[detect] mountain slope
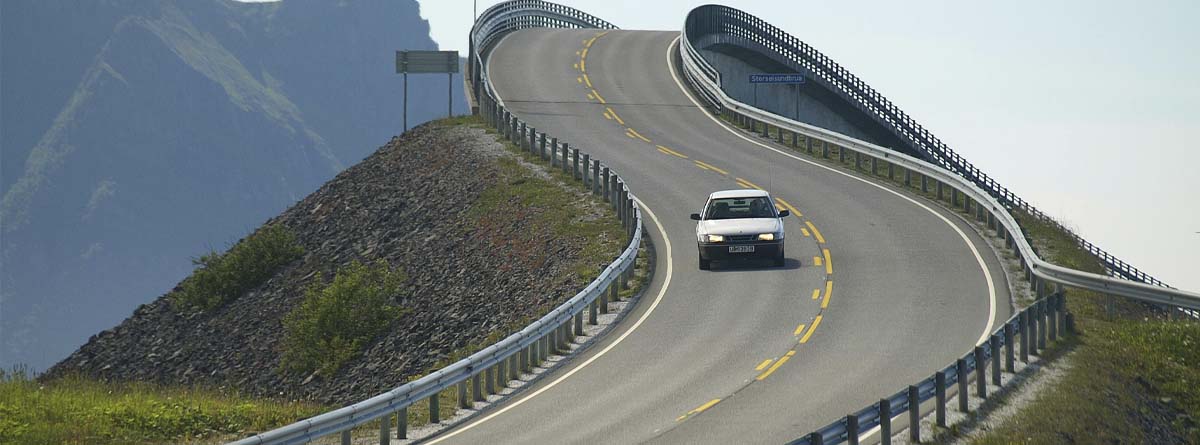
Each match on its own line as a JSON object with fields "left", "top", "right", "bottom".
{"left": 0, "top": 0, "right": 467, "bottom": 371}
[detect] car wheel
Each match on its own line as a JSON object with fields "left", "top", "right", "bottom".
{"left": 773, "top": 250, "right": 785, "bottom": 267}
{"left": 699, "top": 257, "right": 711, "bottom": 270}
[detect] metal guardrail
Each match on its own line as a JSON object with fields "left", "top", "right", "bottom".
{"left": 682, "top": 4, "right": 1176, "bottom": 292}
{"left": 678, "top": 5, "right": 1200, "bottom": 443}
{"left": 230, "top": 3, "right": 632, "bottom": 444}
{"left": 679, "top": 5, "right": 1200, "bottom": 315}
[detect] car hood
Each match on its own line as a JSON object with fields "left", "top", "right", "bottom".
{"left": 697, "top": 218, "right": 782, "bottom": 236}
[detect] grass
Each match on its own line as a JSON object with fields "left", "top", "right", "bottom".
{"left": 280, "top": 260, "right": 408, "bottom": 377}
{"left": 0, "top": 368, "right": 326, "bottom": 445}
{"left": 173, "top": 225, "right": 303, "bottom": 311}
{"left": 969, "top": 212, "right": 1200, "bottom": 444}
{"left": 720, "top": 109, "right": 1200, "bottom": 443}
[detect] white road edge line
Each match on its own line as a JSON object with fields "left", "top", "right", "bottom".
{"left": 427, "top": 196, "right": 674, "bottom": 444}
{"left": 665, "top": 36, "right": 997, "bottom": 443}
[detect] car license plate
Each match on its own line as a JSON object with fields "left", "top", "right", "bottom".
{"left": 728, "top": 245, "right": 755, "bottom": 253}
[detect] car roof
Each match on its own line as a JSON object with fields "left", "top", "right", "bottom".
{"left": 708, "top": 189, "right": 770, "bottom": 200}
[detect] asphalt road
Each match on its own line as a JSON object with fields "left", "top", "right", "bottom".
{"left": 430, "top": 29, "right": 1012, "bottom": 444}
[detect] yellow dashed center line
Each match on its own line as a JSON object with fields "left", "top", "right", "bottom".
{"left": 628, "top": 128, "right": 651, "bottom": 142}
{"left": 793, "top": 323, "right": 807, "bottom": 336}
{"left": 812, "top": 256, "right": 823, "bottom": 266}
{"left": 811, "top": 288, "right": 821, "bottom": 300}
{"left": 821, "top": 280, "right": 833, "bottom": 309}
{"left": 756, "top": 350, "right": 795, "bottom": 381}
{"left": 590, "top": 89, "right": 606, "bottom": 104}
{"left": 806, "top": 221, "right": 826, "bottom": 244}
{"left": 580, "top": 58, "right": 586, "bottom": 72}
{"left": 822, "top": 248, "right": 832, "bottom": 275}
{"left": 800, "top": 316, "right": 822, "bottom": 343}
{"left": 583, "top": 74, "right": 592, "bottom": 88}
{"left": 735, "top": 177, "right": 762, "bottom": 190}
{"left": 581, "top": 47, "right": 589, "bottom": 59}
{"left": 755, "top": 359, "right": 774, "bottom": 371}
{"left": 606, "top": 107, "right": 624, "bottom": 125}
{"left": 801, "top": 228, "right": 811, "bottom": 237}
{"left": 657, "top": 145, "right": 688, "bottom": 159}
{"left": 677, "top": 398, "right": 722, "bottom": 421}
{"left": 775, "top": 197, "right": 802, "bottom": 217}
{"left": 693, "top": 160, "right": 728, "bottom": 175}
{"left": 603, "top": 110, "right": 613, "bottom": 120}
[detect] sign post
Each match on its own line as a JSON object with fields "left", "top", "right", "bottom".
{"left": 749, "top": 73, "right": 806, "bottom": 120}
{"left": 395, "top": 50, "right": 460, "bottom": 132}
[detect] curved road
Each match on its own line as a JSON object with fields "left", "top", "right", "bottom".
{"left": 434, "top": 29, "right": 1011, "bottom": 444}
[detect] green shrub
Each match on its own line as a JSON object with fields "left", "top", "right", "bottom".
{"left": 281, "top": 260, "right": 407, "bottom": 377}
{"left": 174, "top": 225, "right": 303, "bottom": 311}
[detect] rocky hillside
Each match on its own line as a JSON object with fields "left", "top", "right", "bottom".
{"left": 44, "top": 120, "right": 625, "bottom": 405}
{"left": 0, "top": 0, "right": 467, "bottom": 371}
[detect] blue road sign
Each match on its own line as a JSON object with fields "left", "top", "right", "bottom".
{"left": 749, "top": 73, "right": 805, "bottom": 84}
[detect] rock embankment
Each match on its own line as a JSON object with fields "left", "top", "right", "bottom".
{"left": 45, "top": 120, "right": 621, "bottom": 405}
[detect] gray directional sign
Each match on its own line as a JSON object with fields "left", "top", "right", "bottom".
{"left": 396, "top": 50, "right": 460, "bottom": 74}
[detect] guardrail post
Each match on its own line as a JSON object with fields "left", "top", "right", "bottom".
{"left": 809, "top": 432, "right": 823, "bottom": 445}
{"left": 429, "top": 393, "right": 440, "bottom": 424}
{"left": 599, "top": 281, "right": 610, "bottom": 314}
{"left": 908, "top": 385, "right": 920, "bottom": 442}
{"left": 761, "top": 122, "right": 769, "bottom": 138}
{"left": 920, "top": 174, "right": 928, "bottom": 194}
{"left": 991, "top": 333, "right": 1002, "bottom": 385}
{"left": 1020, "top": 310, "right": 1030, "bottom": 362}
{"left": 592, "top": 160, "right": 601, "bottom": 195}
{"left": 610, "top": 277, "right": 621, "bottom": 302}
{"left": 935, "top": 371, "right": 946, "bottom": 427}
{"left": 1004, "top": 323, "right": 1015, "bottom": 372}
{"left": 806, "top": 135, "right": 814, "bottom": 154}
{"left": 510, "top": 350, "right": 521, "bottom": 380}
{"left": 838, "top": 145, "right": 846, "bottom": 163}
{"left": 847, "top": 413, "right": 860, "bottom": 445}
{"left": 518, "top": 122, "right": 525, "bottom": 147}
{"left": 987, "top": 211, "right": 996, "bottom": 230}
{"left": 496, "top": 360, "right": 507, "bottom": 389}
{"left": 549, "top": 327, "right": 559, "bottom": 355}
{"left": 562, "top": 322, "right": 573, "bottom": 347}
{"left": 397, "top": 406, "right": 408, "bottom": 439}
{"left": 539, "top": 133, "right": 547, "bottom": 159}
{"left": 956, "top": 359, "right": 968, "bottom": 412}
{"left": 1029, "top": 306, "right": 1040, "bottom": 357}
{"left": 887, "top": 161, "right": 894, "bottom": 181}
{"left": 562, "top": 144, "right": 570, "bottom": 174}
{"left": 530, "top": 341, "right": 540, "bottom": 368}
{"left": 951, "top": 188, "right": 959, "bottom": 208}
{"left": 551, "top": 138, "right": 559, "bottom": 166}
{"left": 822, "top": 141, "right": 830, "bottom": 158}
{"left": 573, "top": 149, "right": 581, "bottom": 180}
{"left": 903, "top": 168, "right": 911, "bottom": 187}
{"left": 1037, "top": 300, "right": 1048, "bottom": 351}
{"left": 936, "top": 181, "right": 944, "bottom": 202}
{"left": 541, "top": 333, "right": 551, "bottom": 361}
{"left": 777, "top": 128, "right": 784, "bottom": 144}
{"left": 575, "top": 311, "right": 584, "bottom": 336}
{"left": 589, "top": 298, "right": 599, "bottom": 324}
{"left": 458, "top": 380, "right": 469, "bottom": 409}
{"left": 530, "top": 127, "right": 537, "bottom": 153}
{"left": 1049, "top": 294, "right": 1059, "bottom": 341}
{"left": 879, "top": 398, "right": 891, "bottom": 445}
{"left": 519, "top": 347, "right": 530, "bottom": 373}
{"left": 485, "top": 365, "right": 495, "bottom": 394}
{"left": 791, "top": 132, "right": 799, "bottom": 149}
{"left": 473, "top": 371, "right": 484, "bottom": 402}
{"left": 854, "top": 151, "right": 861, "bottom": 171}
{"left": 602, "top": 167, "right": 611, "bottom": 202}
{"left": 502, "top": 111, "right": 510, "bottom": 138}
{"left": 974, "top": 346, "right": 987, "bottom": 398}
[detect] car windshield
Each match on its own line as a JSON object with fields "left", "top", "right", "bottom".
{"left": 704, "top": 197, "right": 776, "bottom": 220}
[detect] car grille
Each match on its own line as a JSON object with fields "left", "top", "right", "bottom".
{"left": 726, "top": 234, "right": 757, "bottom": 243}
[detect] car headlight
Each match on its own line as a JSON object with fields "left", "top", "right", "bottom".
{"left": 706, "top": 234, "right": 725, "bottom": 243}
{"left": 758, "top": 233, "right": 776, "bottom": 241}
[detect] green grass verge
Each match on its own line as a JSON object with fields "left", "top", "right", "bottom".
{"left": 970, "top": 212, "right": 1200, "bottom": 444}
{"left": 0, "top": 368, "right": 326, "bottom": 445}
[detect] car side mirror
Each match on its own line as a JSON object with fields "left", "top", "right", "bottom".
{"left": 690, "top": 213, "right": 702, "bottom": 221}
{"left": 778, "top": 209, "right": 790, "bottom": 218}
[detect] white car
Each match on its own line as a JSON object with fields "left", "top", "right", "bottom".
{"left": 690, "top": 189, "right": 788, "bottom": 270}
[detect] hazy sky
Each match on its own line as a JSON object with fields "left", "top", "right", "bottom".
{"left": 416, "top": 0, "right": 1199, "bottom": 292}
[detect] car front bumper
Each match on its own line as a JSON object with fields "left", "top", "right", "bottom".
{"left": 698, "top": 240, "right": 784, "bottom": 261}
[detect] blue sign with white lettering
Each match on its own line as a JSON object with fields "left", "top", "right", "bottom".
{"left": 749, "top": 74, "right": 805, "bottom": 84}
